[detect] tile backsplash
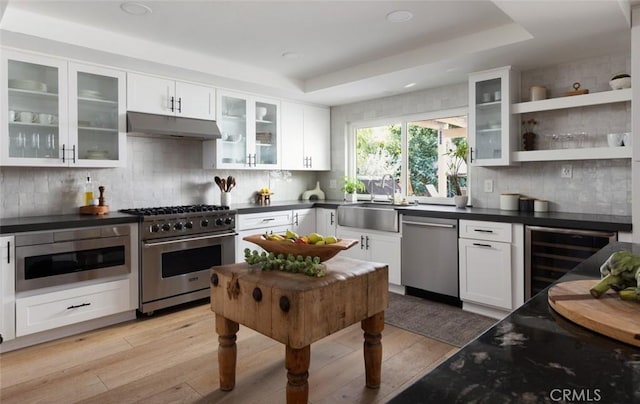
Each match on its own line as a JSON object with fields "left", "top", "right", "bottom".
{"left": 0, "top": 137, "right": 317, "bottom": 218}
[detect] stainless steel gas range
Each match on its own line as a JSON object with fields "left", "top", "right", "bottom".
{"left": 120, "top": 205, "right": 236, "bottom": 315}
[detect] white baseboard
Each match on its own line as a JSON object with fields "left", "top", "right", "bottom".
{"left": 462, "top": 301, "right": 508, "bottom": 320}
{"left": 388, "top": 283, "right": 405, "bottom": 295}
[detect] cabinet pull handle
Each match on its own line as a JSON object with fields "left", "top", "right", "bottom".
{"left": 72, "top": 145, "right": 76, "bottom": 164}
{"left": 62, "top": 144, "right": 66, "bottom": 163}
{"left": 7, "top": 241, "right": 10, "bottom": 264}
{"left": 365, "top": 236, "right": 370, "bottom": 250}
{"left": 308, "top": 156, "right": 312, "bottom": 168}
{"left": 294, "top": 213, "right": 299, "bottom": 226}
{"left": 261, "top": 218, "right": 275, "bottom": 222}
{"left": 473, "top": 243, "right": 492, "bottom": 248}
{"left": 474, "top": 229, "right": 494, "bottom": 233}
{"left": 360, "top": 235, "right": 365, "bottom": 249}
{"left": 469, "top": 147, "right": 474, "bottom": 163}
{"left": 177, "top": 97, "right": 182, "bottom": 113}
{"left": 67, "top": 302, "right": 91, "bottom": 310}
{"left": 330, "top": 212, "right": 334, "bottom": 225}
{"left": 170, "top": 96, "right": 175, "bottom": 112}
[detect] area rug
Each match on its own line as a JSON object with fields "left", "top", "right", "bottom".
{"left": 384, "top": 293, "right": 497, "bottom": 347}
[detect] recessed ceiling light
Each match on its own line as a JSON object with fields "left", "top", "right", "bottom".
{"left": 120, "top": 2, "right": 152, "bottom": 16}
{"left": 404, "top": 82, "right": 417, "bottom": 88}
{"left": 282, "top": 51, "right": 303, "bottom": 60}
{"left": 386, "top": 10, "right": 413, "bottom": 23}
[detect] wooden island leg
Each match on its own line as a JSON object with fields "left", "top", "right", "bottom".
{"left": 216, "top": 314, "right": 239, "bottom": 391}
{"left": 285, "top": 345, "right": 311, "bottom": 404}
{"left": 361, "top": 311, "right": 384, "bottom": 388}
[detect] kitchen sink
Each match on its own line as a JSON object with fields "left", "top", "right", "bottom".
{"left": 337, "top": 204, "right": 399, "bottom": 232}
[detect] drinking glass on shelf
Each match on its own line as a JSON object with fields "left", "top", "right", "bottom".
{"left": 11, "top": 132, "right": 25, "bottom": 157}
{"left": 27, "top": 132, "right": 40, "bottom": 158}
{"left": 44, "top": 133, "right": 56, "bottom": 158}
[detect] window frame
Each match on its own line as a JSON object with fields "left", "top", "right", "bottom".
{"left": 347, "top": 106, "right": 468, "bottom": 205}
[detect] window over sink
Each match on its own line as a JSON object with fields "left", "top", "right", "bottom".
{"left": 349, "top": 107, "right": 468, "bottom": 204}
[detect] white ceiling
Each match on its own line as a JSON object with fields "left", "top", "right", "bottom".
{"left": 0, "top": 0, "right": 632, "bottom": 106}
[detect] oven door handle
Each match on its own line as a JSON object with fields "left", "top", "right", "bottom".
{"left": 143, "top": 232, "right": 237, "bottom": 247}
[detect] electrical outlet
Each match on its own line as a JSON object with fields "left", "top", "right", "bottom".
{"left": 329, "top": 179, "right": 337, "bottom": 189}
{"left": 484, "top": 179, "right": 493, "bottom": 193}
{"left": 561, "top": 165, "right": 572, "bottom": 178}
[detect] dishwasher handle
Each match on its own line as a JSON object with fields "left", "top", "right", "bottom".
{"left": 403, "top": 220, "right": 456, "bottom": 229}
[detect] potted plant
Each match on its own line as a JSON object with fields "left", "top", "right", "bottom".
{"left": 342, "top": 176, "right": 365, "bottom": 203}
{"left": 444, "top": 139, "right": 469, "bottom": 208}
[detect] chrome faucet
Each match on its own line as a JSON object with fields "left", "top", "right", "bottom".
{"left": 380, "top": 174, "right": 396, "bottom": 201}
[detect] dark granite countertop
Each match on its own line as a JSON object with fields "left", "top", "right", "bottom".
{"left": 391, "top": 241, "right": 640, "bottom": 403}
{"left": 234, "top": 200, "right": 631, "bottom": 232}
{"left": 0, "top": 212, "right": 140, "bottom": 234}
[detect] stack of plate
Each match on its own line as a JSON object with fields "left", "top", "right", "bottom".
{"left": 78, "top": 89, "right": 103, "bottom": 99}
{"left": 9, "top": 79, "right": 47, "bottom": 92}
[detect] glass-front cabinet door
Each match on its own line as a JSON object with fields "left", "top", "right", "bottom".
{"left": 210, "top": 90, "right": 280, "bottom": 169}
{"left": 253, "top": 97, "right": 279, "bottom": 168}
{"left": 69, "top": 63, "right": 126, "bottom": 167}
{"left": 468, "top": 66, "right": 518, "bottom": 166}
{"left": 1, "top": 51, "right": 68, "bottom": 166}
{"left": 217, "top": 92, "right": 250, "bottom": 168}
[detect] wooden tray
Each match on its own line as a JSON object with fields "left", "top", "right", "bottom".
{"left": 79, "top": 205, "right": 110, "bottom": 215}
{"left": 548, "top": 279, "right": 640, "bottom": 347}
{"left": 242, "top": 234, "right": 358, "bottom": 262}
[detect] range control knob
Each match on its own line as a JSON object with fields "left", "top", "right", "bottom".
{"left": 150, "top": 224, "right": 160, "bottom": 233}
{"left": 215, "top": 218, "right": 224, "bottom": 226}
{"left": 174, "top": 222, "right": 184, "bottom": 230}
{"left": 161, "top": 223, "right": 171, "bottom": 232}
{"left": 185, "top": 221, "right": 193, "bottom": 229}
{"left": 201, "top": 219, "right": 209, "bottom": 227}
{"left": 225, "top": 217, "right": 233, "bottom": 225}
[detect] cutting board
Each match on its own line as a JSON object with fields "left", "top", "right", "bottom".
{"left": 548, "top": 280, "right": 640, "bottom": 347}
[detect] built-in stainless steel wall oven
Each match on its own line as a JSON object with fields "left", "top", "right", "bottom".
{"left": 15, "top": 225, "right": 131, "bottom": 292}
{"left": 120, "top": 205, "right": 235, "bottom": 315}
{"left": 525, "top": 226, "right": 616, "bottom": 299}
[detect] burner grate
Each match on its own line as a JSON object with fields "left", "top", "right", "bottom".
{"left": 120, "top": 204, "right": 229, "bottom": 216}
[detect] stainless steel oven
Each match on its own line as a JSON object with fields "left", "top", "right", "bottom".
{"left": 15, "top": 225, "right": 131, "bottom": 292}
{"left": 121, "top": 205, "right": 236, "bottom": 315}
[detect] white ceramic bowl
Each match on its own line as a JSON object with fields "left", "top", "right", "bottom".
{"left": 609, "top": 77, "right": 631, "bottom": 90}
{"left": 256, "top": 107, "right": 267, "bottom": 120}
{"left": 607, "top": 133, "right": 623, "bottom": 147}
{"left": 622, "top": 132, "right": 631, "bottom": 147}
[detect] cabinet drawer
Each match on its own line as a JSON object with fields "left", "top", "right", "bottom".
{"left": 237, "top": 211, "right": 292, "bottom": 231}
{"left": 459, "top": 220, "right": 512, "bottom": 243}
{"left": 16, "top": 279, "right": 131, "bottom": 336}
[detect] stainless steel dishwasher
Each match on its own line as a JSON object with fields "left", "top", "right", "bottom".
{"left": 401, "top": 215, "right": 459, "bottom": 303}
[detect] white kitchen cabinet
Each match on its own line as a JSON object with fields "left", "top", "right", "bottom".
{"left": 468, "top": 66, "right": 519, "bottom": 166}
{"left": 126, "top": 72, "right": 215, "bottom": 119}
{"left": 316, "top": 208, "right": 337, "bottom": 237}
{"left": 281, "top": 102, "right": 331, "bottom": 170}
{"left": 203, "top": 90, "right": 280, "bottom": 169}
{"left": 1, "top": 50, "right": 126, "bottom": 167}
{"left": 15, "top": 278, "right": 131, "bottom": 337}
{"left": 235, "top": 210, "right": 293, "bottom": 262}
{"left": 336, "top": 226, "right": 402, "bottom": 287}
{"left": 292, "top": 208, "right": 316, "bottom": 237}
{"left": 1, "top": 236, "right": 16, "bottom": 343}
{"left": 458, "top": 220, "right": 524, "bottom": 319}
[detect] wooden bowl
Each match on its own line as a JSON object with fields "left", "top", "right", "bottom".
{"left": 242, "top": 234, "right": 358, "bottom": 262}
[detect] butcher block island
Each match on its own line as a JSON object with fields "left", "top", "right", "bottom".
{"left": 210, "top": 256, "right": 388, "bottom": 404}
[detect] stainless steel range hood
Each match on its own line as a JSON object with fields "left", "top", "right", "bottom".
{"left": 127, "top": 111, "right": 221, "bottom": 140}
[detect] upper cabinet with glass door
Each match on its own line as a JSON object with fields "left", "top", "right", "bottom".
{"left": 2, "top": 51, "right": 68, "bottom": 166}
{"left": 70, "top": 63, "right": 126, "bottom": 167}
{"left": 468, "top": 66, "right": 520, "bottom": 166}
{"left": 1, "top": 50, "right": 126, "bottom": 167}
{"left": 204, "top": 90, "right": 280, "bottom": 169}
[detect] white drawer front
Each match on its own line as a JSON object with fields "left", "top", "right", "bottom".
{"left": 237, "top": 211, "right": 292, "bottom": 231}
{"left": 459, "top": 220, "right": 512, "bottom": 243}
{"left": 16, "top": 279, "right": 131, "bottom": 336}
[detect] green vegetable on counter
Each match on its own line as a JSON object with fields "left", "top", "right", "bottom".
{"left": 590, "top": 251, "right": 640, "bottom": 301}
{"left": 243, "top": 248, "right": 326, "bottom": 277}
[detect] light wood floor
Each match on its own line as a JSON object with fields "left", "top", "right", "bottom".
{"left": 0, "top": 301, "right": 457, "bottom": 404}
